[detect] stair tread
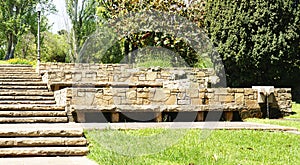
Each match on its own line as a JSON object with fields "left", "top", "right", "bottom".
{"left": 0, "top": 105, "right": 65, "bottom": 111}
{"left": 0, "top": 79, "right": 41, "bottom": 82}
{"left": 0, "top": 111, "right": 66, "bottom": 117}
{"left": 0, "top": 146, "right": 88, "bottom": 156}
{"left": 0, "top": 117, "right": 68, "bottom": 123}
{"left": 0, "top": 96, "right": 54, "bottom": 99}
{"left": 0, "top": 123, "right": 83, "bottom": 137}
{"left": 0, "top": 82, "right": 47, "bottom": 86}
{"left": 0, "top": 86, "right": 47, "bottom": 89}
{"left": 0, "top": 137, "right": 87, "bottom": 147}
{"left": 0, "top": 92, "right": 54, "bottom": 96}
{"left": 0, "top": 101, "right": 56, "bottom": 104}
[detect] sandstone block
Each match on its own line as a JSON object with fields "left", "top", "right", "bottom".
{"left": 191, "top": 98, "right": 201, "bottom": 105}
{"left": 245, "top": 100, "right": 260, "bottom": 109}
{"left": 146, "top": 72, "right": 157, "bottom": 81}
{"left": 218, "top": 95, "right": 234, "bottom": 103}
{"left": 165, "top": 95, "right": 177, "bottom": 105}
{"left": 126, "top": 91, "right": 137, "bottom": 100}
{"left": 235, "top": 93, "right": 244, "bottom": 105}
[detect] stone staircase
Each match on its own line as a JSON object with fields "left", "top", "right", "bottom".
{"left": 0, "top": 65, "right": 88, "bottom": 156}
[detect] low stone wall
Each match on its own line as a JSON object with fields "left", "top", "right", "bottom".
{"left": 54, "top": 87, "right": 292, "bottom": 122}
{"left": 40, "top": 63, "right": 217, "bottom": 89}
{"left": 43, "top": 63, "right": 292, "bottom": 122}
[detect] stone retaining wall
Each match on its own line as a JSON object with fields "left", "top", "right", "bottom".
{"left": 40, "top": 63, "right": 217, "bottom": 89}
{"left": 54, "top": 87, "right": 292, "bottom": 122}
{"left": 41, "top": 63, "right": 292, "bottom": 122}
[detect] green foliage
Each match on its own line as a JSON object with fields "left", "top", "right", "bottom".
{"left": 0, "top": 0, "right": 55, "bottom": 60}
{"left": 93, "top": 0, "right": 210, "bottom": 67}
{"left": 41, "top": 32, "right": 69, "bottom": 62}
{"left": 205, "top": 0, "right": 300, "bottom": 87}
{"left": 86, "top": 129, "right": 300, "bottom": 164}
{"left": 65, "top": 0, "right": 98, "bottom": 62}
{"left": 7, "top": 58, "right": 35, "bottom": 66}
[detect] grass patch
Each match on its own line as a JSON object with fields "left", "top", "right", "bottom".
{"left": 246, "top": 102, "right": 300, "bottom": 130}
{"left": 86, "top": 129, "right": 300, "bottom": 165}
{"left": 287, "top": 102, "right": 300, "bottom": 119}
{"left": 0, "top": 60, "right": 9, "bottom": 64}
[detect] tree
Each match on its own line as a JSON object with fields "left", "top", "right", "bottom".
{"left": 94, "top": 0, "right": 208, "bottom": 67}
{"left": 205, "top": 0, "right": 300, "bottom": 87}
{"left": 0, "top": 0, "right": 55, "bottom": 60}
{"left": 65, "top": 0, "right": 98, "bottom": 62}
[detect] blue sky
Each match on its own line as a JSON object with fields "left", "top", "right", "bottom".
{"left": 48, "top": 0, "right": 70, "bottom": 33}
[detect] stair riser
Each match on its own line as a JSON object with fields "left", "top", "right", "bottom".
{"left": 0, "top": 138, "right": 87, "bottom": 147}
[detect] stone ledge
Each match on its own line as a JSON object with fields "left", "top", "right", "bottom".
{"left": 72, "top": 104, "right": 245, "bottom": 112}
{"left": 0, "top": 123, "right": 84, "bottom": 137}
{"left": 0, "top": 137, "right": 87, "bottom": 147}
{"left": 0, "top": 147, "right": 88, "bottom": 156}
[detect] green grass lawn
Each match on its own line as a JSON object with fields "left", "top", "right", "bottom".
{"left": 246, "top": 102, "right": 300, "bottom": 130}
{"left": 0, "top": 60, "right": 9, "bottom": 64}
{"left": 85, "top": 129, "right": 300, "bottom": 165}
{"left": 86, "top": 103, "right": 300, "bottom": 165}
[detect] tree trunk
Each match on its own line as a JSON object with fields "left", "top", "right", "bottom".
{"left": 5, "top": 32, "right": 16, "bottom": 60}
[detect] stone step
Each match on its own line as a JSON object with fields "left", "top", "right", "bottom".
{"left": 0, "top": 68, "right": 34, "bottom": 71}
{"left": 0, "top": 137, "right": 87, "bottom": 147}
{"left": 0, "top": 147, "right": 88, "bottom": 156}
{"left": 0, "top": 86, "right": 48, "bottom": 90}
{"left": 0, "top": 82, "right": 47, "bottom": 86}
{"left": 0, "top": 111, "right": 66, "bottom": 117}
{"left": 0, "top": 64, "right": 33, "bottom": 67}
{"left": 0, "top": 91, "right": 54, "bottom": 96}
{"left": 0, "top": 78, "right": 42, "bottom": 82}
{"left": 0, "top": 117, "right": 68, "bottom": 123}
{"left": 0, "top": 100, "right": 56, "bottom": 104}
{"left": 0, "top": 74, "right": 40, "bottom": 77}
{"left": 0, "top": 76, "right": 41, "bottom": 79}
{"left": 0, "top": 96, "right": 55, "bottom": 100}
{"left": 0, "top": 123, "right": 84, "bottom": 137}
{"left": 0, "top": 105, "right": 65, "bottom": 111}
{"left": 0, "top": 71, "right": 37, "bottom": 74}
{"left": 0, "top": 89, "right": 50, "bottom": 93}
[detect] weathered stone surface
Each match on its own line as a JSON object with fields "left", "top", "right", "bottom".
{"left": 165, "top": 95, "right": 177, "bottom": 105}
{"left": 245, "top": 100, "right": 260, "bottom": 109}
{"left": 0, "top": 147, "right": 88, "bottom": 156}
{"left": 0, "top": 137, "right": 87, "bottom": 147}
{"left": 0, "top": 124, "right": 84, "bottom": 137}
{"left": 0, "top": 117, "right": 68, "bottom": 123}
{"left": 235, "top": 93, "right": 244, "bottom": 105}
{"left": 218, "top": 95, "right": 234, "bottom": 103}
{"left": 0, "top": 111, "right": 66, "bottom": 117}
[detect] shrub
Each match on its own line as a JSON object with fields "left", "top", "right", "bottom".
{"left": 7, "top": 58, "right": 36, "bottom": 66}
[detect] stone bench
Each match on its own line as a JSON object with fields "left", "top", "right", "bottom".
{"left": 71, "top": 104, "right": 246, "bottom": 123}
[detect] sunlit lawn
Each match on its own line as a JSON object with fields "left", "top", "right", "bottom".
{"left": 246, "top": 102, "right": 300, "bottom": 130}
{"left": 86, "top": 129, "right": 300, "bottom": 165}
{"left": 86, "top": 103, "right": 300, "bottom": 165}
